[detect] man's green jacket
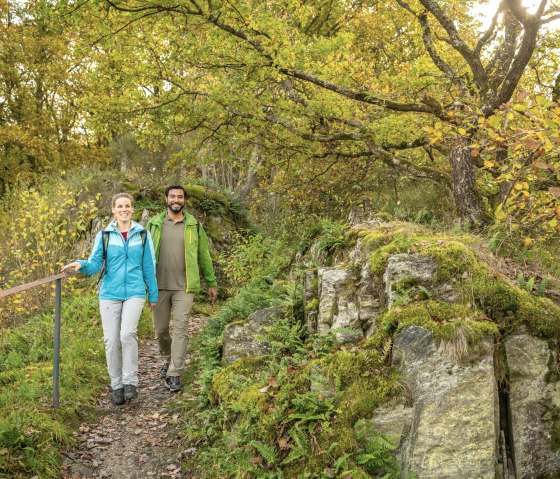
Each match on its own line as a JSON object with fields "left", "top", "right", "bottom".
{"left": 146, "top": 211, "right": 217, "bottom": 293}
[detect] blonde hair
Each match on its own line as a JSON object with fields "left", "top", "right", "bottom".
{"left": 111, "top": 193, "right": 134, "bottom": 208}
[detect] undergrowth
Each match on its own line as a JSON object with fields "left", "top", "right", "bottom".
{"left": 0, "top": 290, "right": 152, "bottom": 478}
{"left": 177, "top": 227, "right": 404, "bottom": 479}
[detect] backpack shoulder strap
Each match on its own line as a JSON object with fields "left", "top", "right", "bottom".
{"left": 97, "top": 231, "right": 111, "bottom": 286}
{"left": 102, "top": 231, "right": 110, "bottom": 259}
{"left": 140, "top": 229, "right": 147, "bottom": 262}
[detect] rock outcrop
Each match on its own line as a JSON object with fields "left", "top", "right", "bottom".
{"left": 305, "top": 265, "right": 380, "bottom": 342}
{"left": 222, "top": 307, "right": 284, "bottom": 364}
{"left": 392, "top": 325, "right": 497, "bottom": 478}
{"left": 219, "top": 220, "right": 560, "bottom": 478}
{"left": 300, "top": 220, "right": 560, "bottom": 478}
{"left": 506, "top": 331, "right": 560, "bottom": 477}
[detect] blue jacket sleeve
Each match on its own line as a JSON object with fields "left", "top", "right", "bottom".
{"left": 77, "top": 232, "right": 104, "bottom": 276}
{"left": 143, "top": 231, "right": 158, "bottom": 303}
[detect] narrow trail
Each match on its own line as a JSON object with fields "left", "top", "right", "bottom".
{"left": 61, "top": 315, "right": 207, "bottom": 479}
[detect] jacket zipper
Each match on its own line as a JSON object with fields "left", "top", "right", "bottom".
{"left": 185, "top": 226, "right": 191, "bottom": 291}
{"left": 123, "top": 230, "right": 129, "bottom": 298}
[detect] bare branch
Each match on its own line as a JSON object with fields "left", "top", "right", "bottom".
{"left": 396, "top": 0, "right": 418, "bottom": 16}
{"left": 536, "top": 0, "right": 548, "bottom": 17}
{"left": 505, "top": 0, "right": 531, "bottom": 24}
{"left": 263, "top": 109, "right": 365, "bottom": 142}
{"left": 368, "top": 142, "right": 452, "bottom": 184}
{"left": 277, "top": 66, "right": 443, "bottom": 116}
{"left": 103, "top": 0, "right": 182, "bottom": 14}
{"left": 485, "top": 10, "right": 518, "bottom": 93}
{"left": 416, "top": 0, "right": 488, "bottom": 90}
{"left": 418, "top": 11, "right": 458, "bottom": 82}
{"left": 474, "top": 1, "right": 503, "bottom": 56}
{"left": 383, "top": 137, "right": 429, "bottom": 150}
{"left": 541, "top": 12, "right": 560, "bottom": 23}
{"left": 490, "top": 22, "right": 540, "bottom": 112}
{"left": 91, "top": 9, "right": 166, "bottom": 45}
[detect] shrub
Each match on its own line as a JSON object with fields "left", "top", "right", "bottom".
{"left": 0, "top": 178, "right": 98, "bottom": 325}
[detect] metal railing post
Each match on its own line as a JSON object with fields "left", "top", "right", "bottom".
{"left": 1, "top": 272, "right": 71, "bottom": 408}
{"left": 53, "top": 278, "right": 62, "bottom": 408}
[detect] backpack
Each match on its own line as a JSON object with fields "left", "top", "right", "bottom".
{"left": 96, "top": 229, "right": 147, "bottom": 285}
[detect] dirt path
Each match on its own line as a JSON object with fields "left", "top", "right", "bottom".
{"left": 61, "top": 315, "right": 206, "bottom": 479}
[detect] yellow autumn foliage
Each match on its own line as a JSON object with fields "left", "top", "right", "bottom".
{"left": 0, "top": 181, "right": 98, "bottom": 325}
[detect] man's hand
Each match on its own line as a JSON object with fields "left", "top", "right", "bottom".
{"left": 208, "top": 286, "right": 218, "bottom": 303}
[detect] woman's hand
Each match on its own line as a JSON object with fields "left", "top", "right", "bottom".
{"left": 61, "top": 262, "right": 82, "bottom": 273}
{"left": 148, "top": 302, "right": 157, "bottom": 310}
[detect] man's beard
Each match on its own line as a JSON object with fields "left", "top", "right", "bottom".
{"left": 168, "top": 203, "right": 184, "bottom": 213}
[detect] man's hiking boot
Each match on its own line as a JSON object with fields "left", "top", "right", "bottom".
{"left": 124, "top": 384, "right": 138, "bottom": 401}
{"left": 165, "top": 376, "right": 182, "bottom": 392}
{"left": 160, "top": 362, "right": 169, "bottom": 379}
{"left": 112, "top": 388, "right": 125, "bottom": 406}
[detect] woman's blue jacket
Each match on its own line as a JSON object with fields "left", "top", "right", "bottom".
{"left": 77, "top": 221, "right": 158, "bottom": 303}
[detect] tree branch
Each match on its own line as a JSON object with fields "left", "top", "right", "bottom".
{"left": 541, "top": 12, "right": 560, "bottom": 23}
{"left": 417, "top": 0, "right": 488, "bottom": 89}
{"left": 474, "top": 1, "right": 503, "bottom": 56}
{"left": 489, "top": 1, "right": 543, "bottom": 113}
{"left": 485, "top": 9, "right": 518, "bottom": 94}
{"left": 418, "top": 11, "right": 458, "bottom": 82}
{"left": 365, "top": 140, "right": 452, "bottom": 184}
{"left": 100, "top": 0, "right": 448, "bottom": 119}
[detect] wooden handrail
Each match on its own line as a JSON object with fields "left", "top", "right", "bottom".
{"left": 0, "top": 271, "right": 75, "bottom": 299}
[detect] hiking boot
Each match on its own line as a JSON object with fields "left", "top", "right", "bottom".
{"left": 165, "top": 376, "right": 182, "bottom": 392}
{"left": 124, "top": 384, "right": 138, "bottom": 401}
{"left": 159, "top": 362, "right": 169, "bottom": 379}
{"left": 112, "top": 388, "right": 125, "bottom": 406}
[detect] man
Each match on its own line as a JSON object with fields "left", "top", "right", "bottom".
{"left": 146, "top": 185, "right": 218, "bottom": 392}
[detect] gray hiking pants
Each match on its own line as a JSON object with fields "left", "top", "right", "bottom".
{"left": 99, "top": 298, "right": 145, "bottom": 390}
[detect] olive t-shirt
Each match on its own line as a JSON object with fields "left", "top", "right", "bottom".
{"left": 156, "top": 216, "right": 186, "bottom": 290}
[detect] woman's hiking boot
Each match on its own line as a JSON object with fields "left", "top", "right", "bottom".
{"left": 124, "top": 384, "right": 138, "bottom": 401}
{"left": 112, "top": 388, "right": 125, "bottom": 406}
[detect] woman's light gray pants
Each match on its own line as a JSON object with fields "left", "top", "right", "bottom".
{"left": 100, "top": 298, "right": 145, "bottom": 390}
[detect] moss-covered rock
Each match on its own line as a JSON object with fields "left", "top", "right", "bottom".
{"left": 506, "top": 331, "right": 560, "bottom": 475}
{"left": 186, "top": 219, "right": 560, "bottom": 478}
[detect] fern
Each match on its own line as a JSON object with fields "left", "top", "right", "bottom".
{"left": 333, "top": 453, "right": 350, "bottom": 470}
{"left": 381, "top": 337, "right": 393, "bottom": 363}
{"left": 535, "top": 277, "right": 549, "bottom": 296}
{"left": 281, "top": 425, "right": 309, "bottom": 465}
{"left": 249, "top": 440, "right": 278, "bottom": 466}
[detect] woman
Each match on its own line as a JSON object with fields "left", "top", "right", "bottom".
{"left": 62, "top": 193, "right": 158, "bottom": 406}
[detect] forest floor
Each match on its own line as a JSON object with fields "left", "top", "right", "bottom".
{"left": 60, "top": 315, "right": 207, "bottom": 479}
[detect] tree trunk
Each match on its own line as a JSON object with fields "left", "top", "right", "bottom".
{"left": 238, "top": 140, "right": 262, "bottom": 201}
{"left": 449, "top": 141, "right": 488, "bottom": 226}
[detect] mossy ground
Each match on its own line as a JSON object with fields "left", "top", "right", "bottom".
{"left": 182, "top": 312, "right": 402, "bottom": 478}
